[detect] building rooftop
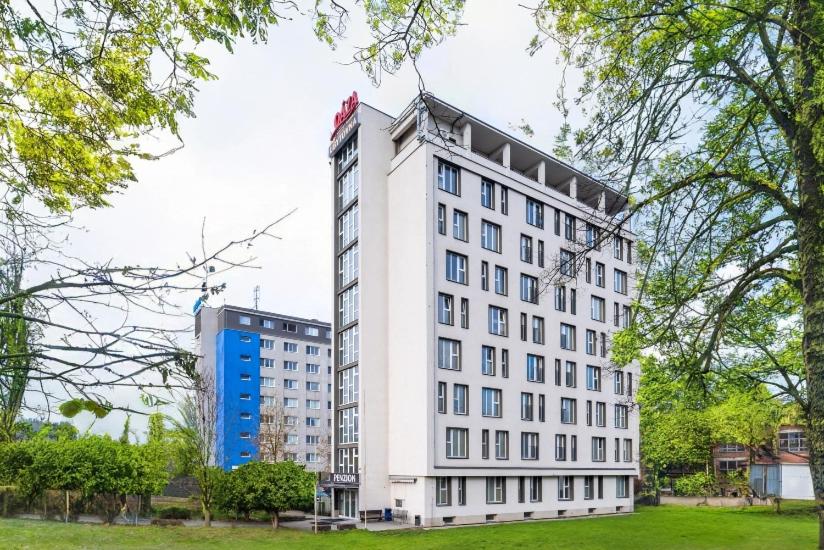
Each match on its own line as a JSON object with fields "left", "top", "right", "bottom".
{"left": 210, "top": 304, "right": 331, "bottom": 327}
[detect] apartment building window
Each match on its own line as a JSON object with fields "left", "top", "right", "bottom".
{"left": 495, "top": 430, "right": 509, "bottom": 460}
{"left": 571, "top": 435, "right": 578, "bottom": 461}
{"left": 615, "top": 438, "right": 621, "bottom": 463}
{"left": 438, "top": 293, "right": 454, "bottom": 325}
{"left": 565, "top": 361, "right": 577, "bottom": 388}
{"left": 622, "top": 305, "right": 632, "bottom": 328}
{"left": 615, "top": 405, "right": 629, "bottom": 429}
{"left": 285, "top": 433, "right": 299, "bottom": 445}
{"left": 481, "top": 220, "right": 502, "bottom": 252}
{"left": 585, "top": 223, "right": 599, "bottom": 248}
{"left": 532, "top": 316, "right": 545, "bottom": 344}
{"left": 261, "top": 377, "right": 276, "bottom": 388}
{"left": 437, "top": 382, "right": 447, "bottom": 414}
{"left": 486, "top": 477, "right": 506, "bottom": 504}
{"left": 453, "top": 210, "right": 468, "bottom": 242}
{"left": 306, "top": 399, "right": 321, "bottom": 410}
{"left": 586, "top": 400, "right": 592, "bottom": 426}
{"left": 305, "top": 326, "right": 320, "bottom": 337}
{"left": 261, "top": 318, "right": 275, "bottom": 329}
{"left": 239, "top": 393, "right": 251, "bottom": 401}
{"left": 520, "top": 234, "right": 533, "bottom": 263}
{"left": 526, "top": 199, "right": 544, "bottom": 228}
{"left": 614, "top": 269, "right": 628, "bottom": 295}
{"left": 285, "top": 416, "right": 298, "bottom": 426}
{"left": 521, "top": 432, "right": 539, "bottom": 460}
{"left": 614, "top": 236, "right": 625, "bottom": 260}
{"left": 339, "top": 325, "right": 359, "bottom": 365}
{"left": 240, "top": 335, "right": 252, "bottom": 343}
{"left": 239, "top": 315, "right": 251, "bottom": 326}
{"left": 481, "top": 179, "right": 495, "bottom": 209}
{"left": 554, "top": 208, "right": 561, "bottom": 235}
{"left": 555, "top": 434, "right": 567, "bottom": 461}
{"left": 338, "top": 205, "right": 359, "bottom": 249}
{"left": 261, "top": 395, "right": 275, "bottom": 406}
{"left": 338, "top": 366, "right": 359, "bottom": 405}
{"left": 283, "top": 322, "right": 297, "bottom": 333}
{"left": 526, "top": 354, "right": 545, "bottom": 383}
{"left": 520, "top": 274, "right": 539, "bottom": 304}
{"left": 614, "top": 370, "right": 625, "bottom": 394}
{"left": 436, "top": 477, "right": 451, "bottom": 506}
{"left": 481, "top": 387, "right": 502, "bottom": 418}
{"left": 284, "top": 361, "right": 298, "bottom": 372}
{"left": 438, "top": 338, "right": 461, "bottom": 370}
{"left": 284, "top": 342, "right": 297, "bottom": 353}
{"left": 488, "top": 306, "right": 508, "bottom": 336}
{"left": 338, "top": 244, "right": 359, "bottom": 286}
{"left": 779, "top": 431, "right": 808, "bottom": 452}
{"left": 623, "top": 439, "right": 633, "bottom": 462}
{"left": 481, "top": 345, "right": 496, "bottom": 375}
{"left": 336, "top": 136, "right": 357, "bottom": 172}
{"left": 457, "top": 477, "right": 467, "bottom": 506}
{"left": 595, "top": 402, "right": 606, "bottom": 427}
{"left": 306, "top": 345, "right": 320, "bottom": 356}
{"left": 481, "top": 261, "right": 489, "bottom": 290}
{"left": 446, "top": 427, "right": 468, "bottom": 458}
{"left": 529, "top": 477, "right": 543, "bottom": 502}
{"left": 239, "top": 432, "right": 251, "bottom": 440}
{"left": 482, "top": 429, "right": 490, "bottom": 459}
{"left": 502, "top": 349, "right": 509, "bottom": 378}
{"left": 284, "top": 379, "right": 298, "bottom": 390}
{"left": 600, "top": 331, "right": 608, "bottom": 358}
{"left": 338, "top": 408, "right": 357, "bottom": 442}
{"left": 260, "top": 358, "right": 275, "bottom": 369}
{"left": 520, "top": 313, "right": 528, "bottom": 341}
{"left": 521, "top": 393, "right": 534, "bottom": 421}
{"left": 617, "top": 476, "right": 630, "bottom": 498}
{"left": 614, "top": 302, "right": 620, "bottom": 327}
{"left": 240, "top": 412, "right": 251, "bottom": 420}
{"left": 592, "top": 437, "right": 606, "bottom": 462}
{"left": 584, "top": 476, "right": 594, "bottom": 500}
{"left": 460, "top": 298, "right": 469, "bottom": 329}
{"left": 284, "top": 398, "right": 298, "bottom": 408}
{"left": 586, "top": 366, "right": 601, "bottom": 391}
{"left": 494, "top": 266, "right": 508, "bottom": 295}
{"left": 240, "top": 354, "right": 251, "bottom": 362}
{"left": 539, "top": 394, "right": 546, "bottom": 422}
{"left": 446, "top": 251, "right": 468, "bottom": 284}
{"left": 554, "top": 359, "right": 562, "bottom": 386}
{"left": 591, "top": 296, "right": 606, "bottom": 322}
{"left": 339, "top": 285, "right": 359, "bottom": 326}
{"left": 585, "top": 330, "right": 596, "bottom": 355}
{"left": 454, "top": 384, "right": 468, "bottom": 415}
{"left": 558, "top": 476, "right": 574, "bottom": 501}
{"left": 261, "top": 338, "right": 274, "bottom": 350}
{"left": 560, "top": 323, "right": 576, "bottom": 350}
{"left": 500, "top": 187, "right": 509, "bottom": 214}
{"left": 595, "top": 262, "right": 605, "bottom": 287}
{"left": 240, "top": 373, "right": 251, "bottom": 382}
{"left": 437, "top": 204, "right": 446, "bottom": 235}
{"left": 564, "top": 214, "right": 576, "bottom": 241}
{"left": 438, "top": 161, "right": 460, "bottom": 195}
{"left": 571, "top": 289, "right": 578, "bottom": 315}
{"left": 555, "top": 286, "right": 566, "bottom": 312}
{"left": 561, "top": 398, "right": 577, "bottom": 424}
{"left": 560, "top": 249, "right": 574, "bottom": 276}
{"left": 627, "top": 241, "right": 633, "bottom": 264}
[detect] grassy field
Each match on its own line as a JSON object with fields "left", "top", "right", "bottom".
{"left": 0, "top": 503, "right": 817, "bottom": 549}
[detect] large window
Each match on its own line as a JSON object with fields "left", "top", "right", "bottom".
{"left": 614, "top": 269, "right": 628, "bottom": 294}
{"left": 591, "top": 296, "right": 606, "bottom": 322}
{"left": 436, "top": 477, "right": 451, "bottom": 506}
{"left": 595, "top": 401, "right": 606, "bottom": 427}
{"left": 555, "top": 434, "right": 567, "bottom": 461}
{"left": 585, "top": 330, "right": 597, "bottom": 355}
{"left": 592, "top": 437, "right": 606, "bottom": 462}
{"left": 438, "top": 161, "right": 460, "bottom": 195}
{"left": 615, "top": 404, "right": 629, "bottom": 429}
{"left": 481, "top": 179, "right": 495, "bottom": 209}
{"left": 495, "top": 430, "right": 509, "bottom": 460}
{"left": 486, "top": 477, "right": 506, "bottom": 504}
{"left": 338, "top": 407, "right": 359, "bottom": 444}
{"left": 453, "top": 384, "right": 468, "bottom": 415}
{"left": 561, "top": 398, "right": 577, "bottom": 424}
{"left": 453, "top": 210, "right": 468, "bottom": 242}
{"left": 438, "top": 293, "right": 454, "bottom": 325}
{"left": 520, "top": 234, "right": 533, "bottom": 263}
{"left": 521, "top": 432, "right": 539, "bottom": 460}
{"left": 526, "top": 354, "right": 545, "bottom": 383}
{"left": 617, "top": 476, "right": 630, "bottom": 498}
{"left": 338, "top": 285, "right": 359, "bottom": 326}
{"left": 338, "top": 244, "right": 359, "bottom": 286}
{"left": 438, "top": 338, "right": 461, "bottom": 371}
{"left": 529, "top": 477, "right": 543, "bottom": 503}
{"left": 337, "top": 161, "right": 359, "bottom": 208}
{"left": 520, "top": 274, "right": 539, "bottom": 304}
{"left": 446, "top": 251, "right": 468, "bottom": 284}
{"left": 494, "top": 266, "right": 508, "bottom": 295}
{"left": 481, "top": 220, "right": 502, "bottom": 252}
{"left": 565, "top": 361, "right": 577, "bottom": 388}
{"left": 560, "top": 323, "right": 576, "bottom": 350}
{"left": 339, "top": 325, "right": 359, "bottom": 365}
{"left": 521, "top": 393, "right": 534, "bottom": 421}
{"left": 488, "top": 306, "right": 508, "bottom": 336}
{"left": 481, "top": 345, "right": 496, "bottom": 376}
{"left": 338, "top": 205, "right": 359, "bottom": 249}
{"left": 560, "top": 249, "right": 574, "bottom": 276}
{"left": 586, "top": 365, "right": 601, "bottom": 391}
{"left": 532, "top": 316, "right": 545, "bottom": 344}
{"left": 779, "top": 431, "right": 808, "bottom": 452}
{"left": 595, "top": 262, "right": 605, "bottom": 287}
{"left": 446, "top": 427, "right": 468, "bottom": 458}
{"left": 526, "top": 199, "right": 544, "bottom": 228}
{"left": 558, "top": 476, "right": 573, "bottom": 501}
{"left": 481, "top": 387, "right": 502, "bottom": 418}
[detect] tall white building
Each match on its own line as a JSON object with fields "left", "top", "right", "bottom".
{"left": 330, "top": 92, "right": 639, "bottom": 526}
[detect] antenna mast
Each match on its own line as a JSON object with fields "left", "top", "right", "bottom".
{"left": 253, "top": 285, "right": 260, "bottom": 310}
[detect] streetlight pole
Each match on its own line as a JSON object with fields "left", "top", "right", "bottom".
{"left": 313, "top": 472, "right": 319, "bottom": 534}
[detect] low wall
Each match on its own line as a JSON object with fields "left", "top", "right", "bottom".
{"left": 660, "top": 496, "right": 771, "bottom": 507}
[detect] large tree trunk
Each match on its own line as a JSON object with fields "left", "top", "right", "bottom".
{"left": 271, "top": 510, "right": 279, "bottom": 529}
{"left": 202, "top": 502, "right": 211, "bottom": 527}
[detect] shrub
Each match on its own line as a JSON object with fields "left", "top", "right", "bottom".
{"left": 674, "top": 472, "right": 718, "bottom": 497}
{"left": 156, "top": 506, "right": 192, "bottom": 520}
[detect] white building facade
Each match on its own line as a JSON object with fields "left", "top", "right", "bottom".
{"left": 330, "top": 93, "right": 640, "bottom": 526}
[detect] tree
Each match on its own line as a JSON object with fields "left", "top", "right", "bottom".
{"left": 257, "top": 394, "right": 295, "bottom": 464}
{"left": 223, "top": 461, "right": 314, "bottom": 528}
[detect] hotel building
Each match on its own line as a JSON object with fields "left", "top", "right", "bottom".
{"left": 330, "top": 93, "right": 640, "bottom": 525}
{"left": 195, "top": 304, "right": 332, "bottom": 471}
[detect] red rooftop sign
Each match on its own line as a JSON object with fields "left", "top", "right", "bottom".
{"left": 331, "top": 91, "right": 359, "bottom": 139}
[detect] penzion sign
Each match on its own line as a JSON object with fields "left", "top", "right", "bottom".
{"left": 331, "top": 91, "right": 359, "bottom": 139}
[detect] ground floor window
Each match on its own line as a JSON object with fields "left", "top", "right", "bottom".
{"left": 486, "top": 476, "right": 506, "bottom": 504}
{"left": 558, "top": 475, "right": 573, "bottom": 501}
{"left": 457, "top": 477, "right": 467, "bottom": 506}
{"left": 617, "top": 476, "right": 630, "bottom": 498}
{"left": 529, "top": 476, "right": 543, "bottom": 502}
{"left": 436, "top": 476, "right": 451, "bottom": 506}
{"left": 584, "top": 476, "right": 594, "bottom": 500}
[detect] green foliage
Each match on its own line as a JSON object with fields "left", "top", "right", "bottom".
{"left": 674, "top": 472, "right": 719, "bottom": 498}
{"left": 155, "top": 506, "right": 192, "bottom": 520}
{"left": 58, "top": 399, "right": 111, "bottom": 420}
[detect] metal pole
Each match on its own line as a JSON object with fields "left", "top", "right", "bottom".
{"left": 65, "top": 491, "right": 69, "bottom": 524}
{"left": 313, "top": 473, "right": 318, "bottom": 534}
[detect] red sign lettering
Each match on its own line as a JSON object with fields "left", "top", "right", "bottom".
{"left": 331, "top": 91, "right": 359, "bottom": 138}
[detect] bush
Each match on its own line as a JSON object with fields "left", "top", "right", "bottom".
{"left": 674, "top": 472, "right": 718, "bottom": 497}
{"left": 156, "top": 506, "right": 192, "bottom": 520}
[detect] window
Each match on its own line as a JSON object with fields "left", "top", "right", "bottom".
{"left": 240, "top": 451, "right": 251, "bottom": 458}
{"left": 555, "top": 434, "right": 567, "bottom": 461}
{"left": 240, "top": 412, "right": 251, "bottom": 420}
{"left": 338, "top": 244, "right": 359, "bottom": 286}
{"left": 592, "top": 437, "right": 606, "bottom": 462}
{"left": 481, "top": 220, "right": 502, "bottom": 252}
{"left": 239, "top": 315, "right": 251, "bottom": 326}
{"left": 561, "top": 398, "right": 577, "bottom": 424}
{"left": 538, "top": 240, "right": 545, "bottom": 268}
{"left": 481, "top": 261, "right": 489, "bottom": 291}
{"left": 239, "top": 393, "right": 251, "bottom": 400}
{"left": 560, "top": 249, "right": 574, "bottom": 276}
{"left": 260, "top": 358, "right": 275, "bottom": 369}
{"left": 481, "top": 345, "right": 496, "bottom": 376}
{"left": 585, "top": 223, "right": 599, "bottom": 248}
{"left": 240, "top": 335, "right": 251, "bottom": 343}
{"left": 622, "top": 305, "right": 631, "bottom": 328}
{"left": 584, "top": 476, "right": 594, "bottom": 500}
{"left": 239, "top": 354, "right": 251, "bottom": 362}
{"left": 614, "top": 236, "right": 624, "bottom": 260}
{"left": 555, "top": 286, "right": 566, "bottom": 312}
{"left": 482, "top": 387, "right": 502, "bottom": 418}
{"left": 261, "top": 377, "right": 276, "bottom": 388}
{"left": 446, "top": 251, "right": 468, "bottom": 284}
{"left": 486, "top": 477, "right": 506, "bottom": 504}
{"left": 306, "top": 399, "right": 321, "bottom": 410}
{"left": 558, "top": 476, "right": 573, "bottom": 501}
{"left": 591, "top": 296, "right": 606, "bottom": 322}
{"left": 240, "top": 432, "right": 251, "bottom": 440}
{"left": 488, "top": 306, "right": 508, "bottom": 336}
{"left": 560, "top": 323, "right": 576, "bottom": 350}
{"left": 521, "top": 432, "right": 539, "bottom": 460}
{"left": 436, "top": 477, "right": 451, "bottom": 506}
{"left": 564, "top": 214, "right": 576, "bottom": 241}
{"left": 502, "top": 349, "right": 509, "bottom": 378}
{"left": 261, "top": 318, "right": 274, "bottom": 329}
{"left": 494, "top": 266, "right": 508, "bottom": 295}
{"left": 438, "top": 161, "right": 460, "bottom": 195}
{"left": 615, "top": 405, "right": 629, "bottom": 429}
{"left": 481, "top": 179, "right": 495, "bottom": 209}
{"left": 495, "top": 430, "right": 509, "bottom": 460}
{"left": 336, "top": 136, "right": 357, "bottom": 172}
{"left": 532, "top": 316, "right": 545, "bottom": 344}
{"left": 338, "top": 205, "right": 359, "bottom": 248}
{"left": 438, "top": 293, "right": 454, "bottom": 325}
{"left": 600, "top": 331, "right": 608, "bottom": 358}
{"left": 586, "top": 330, "right": 597, "bottom": 356}
{"left": 460, "top": 298, "right": 469, "bottom": 329}
{"left": 437, "top": 382, "right": 447, "bottom": 414}
{"left": 614, "top": 269, "right": 628, "bottom": 295}
{"left": 554, "top": 359, "right": 562, "bottom": 386}
{"left": 570, "top": 289, "right": 577, "bottom": 315}
{"left": 595, "top": 262, "right": 605, "bottom": 287}
{"left": 285, "top": 433, "right": 299, "bottom": 445}
{"left": 240, "top": 373, "right": 251, "bottom": 381}
{"left": 437, "top": 203, "right": 446, "bottom": 235}
{"left": 526, "top": 354, "right": 545, "bottom": 383}
{"left": 482, "top": 429, "right": 490, "bottom": 459}
{"left": 446, "top": 427, "right": 468, "bottom": 458}
{"left": 338, "top": 366, "right": 359, "bottom": 405}
{"left": 627, "top": 241, "right": 633, "bottom": 263}
{"left": 284, "top": 361, "right": 298, "bottom": 372}
{"left": 586, "top": 366, "right": 601, "bottom": 391}
{"left": 529, "top": 477, "right": 543, "bottom": 502}
{"left": 718, "top": 443, "right": 746, "bottom": 453}
{"left": 520, "top": 234, "right": 533, "bottom": 263}
{"left": 338, "top": 285, "right": 359, "bottom": 326}
{"left": 539, "top": 394, "right": 546, "bottom": 422}
{"left": 284, "top": 397, "right": 298, "bottom": 408}
{"left": 520, "top": 274, "right": 539, "bottom": 304}
{"left": 500, "top": 187, "right": 509, "bottom": 214}
{"left": 521, "top": 393, "right": 534, "bottom": 421}
{"left": 614, "top": 302, "right": 620, "bottom": 327}
{"left": 261, "top": 338, "right": 274, "bottom": 350}
{"left": 306, "top": 345, "right": 320, "bottom": 356}
{"left": 585, "top": 257, "right": 592, "bottom": 283}
{"left": 261, "top": 395, "right": 275, "bottom": 406}
{"left": 457, "top": 477, "right": 467, "bottom": 506}
{"left": 305, "top": 326, "right": 320, "bottom": 337}
{"left": 520, "top": 313, "right": 528, "bottom": 341}
{"left": 308, "top": 416, "right": 321, "bottom": 428}
{"left": 283, "top": 322, "right": 297, "bottom": 333}
{"left": 526, "top": 199, "right": 544, "bottom": 228}
{"left": 453, "top": 210, "right": 468, "bottom": 241}
{"left": 554, "top": 208, "right": 561, "bottom": 235}
{"left": 438, "top": 338, "right": 461, "bottom": 371}
{"left": 617, "top": 476, "right": 630, "bottom": 498}
{"left": 623, "top": 439, "right": 633, "bottom": 462}
{"left": 284, "top": 379, "right": 298, "bottom": 390}
{"left": 453, "top": 384, "right": 468, "bottom": 415}
{"left": 614, "top": 370, "right": 625, "bottom": 394}
{"left": 586, "top": 400, "right": 592, "bottom": 426}
{"left": 571, "top": 435, "right": 578, "bottom": 461}
{"left": 595, "top": 402, "right": 606, "bottom": 427}
{"left": 284, "top": 342, "right": 298, "bottom": 353}
{"left": 565, "top": 361, "right": 577, "bottom": 388}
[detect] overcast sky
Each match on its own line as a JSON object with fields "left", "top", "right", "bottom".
{"left": 63, "top": 1, "right": 572, "bottom": 438}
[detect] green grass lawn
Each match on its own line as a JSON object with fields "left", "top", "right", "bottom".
{"left": 0, "top": 504, "right": 817, "bottom": 550}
